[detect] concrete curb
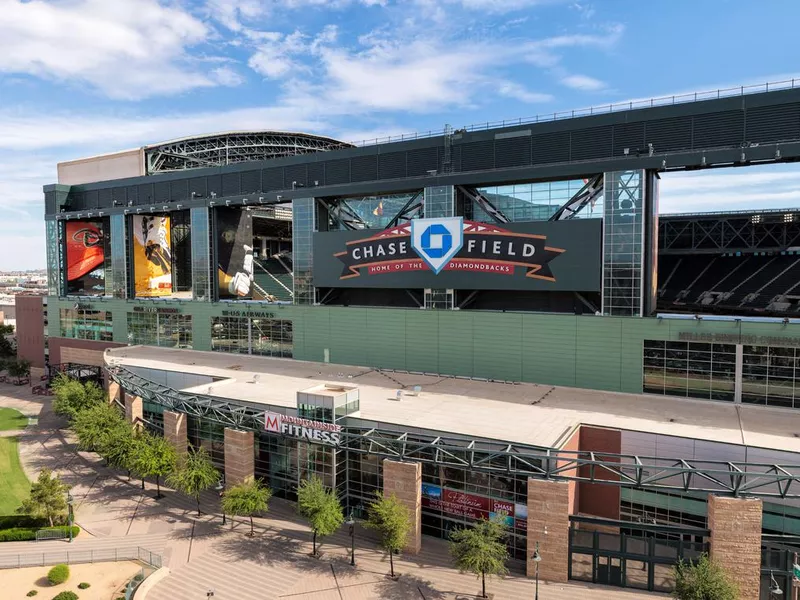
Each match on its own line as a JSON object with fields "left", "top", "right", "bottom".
{"left": 132, "top": 566, "right": 171, "bottom": 599}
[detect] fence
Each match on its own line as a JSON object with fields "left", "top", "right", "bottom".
{"left": 35, "top": 529, "right": 67, "bottom": 542}
{"left": 0, "top": 546, "right": 162, "bottom": 570}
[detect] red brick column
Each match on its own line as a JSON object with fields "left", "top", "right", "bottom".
{"left": 163, "top": 411, "right": 188, "bottom": 459}
{"left": 224, "top": 428, "right": 254, "bottom": 487}
{"left": 527, "top": 478, "right": 570, "bottom": 583}
{"left": 107, "top": 380, "right": 121, "bottom": 405}
{"left": 708, "top": 495, "right": 762, "bottom": 599}
{"left": 125, "top": 395, "right": 143, "bottom": 430}
{"left": 382, "top": 459, "right": 422, "bottom": 554}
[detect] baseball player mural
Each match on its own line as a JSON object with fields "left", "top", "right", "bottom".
{"left": 65, "top": 220, "right": 107, "bottom": 295}
{"left": 217, "top": 207, "right": 254, "bottom": 299}
{"left": 133, "top": 215, "right": 172, "bottom": 297}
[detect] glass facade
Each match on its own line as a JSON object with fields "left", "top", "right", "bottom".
{"left": 424, "top": 289, "right": 454, "bottom": 310}
{"left": 46, "top": 220, "right": 61, "bottom": 296}
{"left": 603, "top": 171, "right": 645, "bottom": 316}
{"left": 423, "top": 185, "right": 454, "bottom": 219}
{"left": 210, "top": 316, "right": 293, "bottom": 358}
{"left": 109, "top": 214, "right": 128, "bottom": 298}
{"left": 190, "top": 207, "right": 211, "bottom": 301}
{"left": 643, "top": 340, "right": 736, "bottom": 401}
{"left": 323, "top": 192, "right": 421, "bottom": 230}
{"left": 292, "top": 197, "right": 315, "bottom": 305}
{"left": 59, "top": 308, "right": 113, "bottom": 341}
{"left": 475, "top": 179, "right": 595, "bottom": 222}
{"left": 127, "top": 311, "right": 192, "bottom": 348}
{"left": 188, "top": 415, "right": 225, "bottom": 469}
{"left": 742, "top": 345, "right": 800, "bottom": 408}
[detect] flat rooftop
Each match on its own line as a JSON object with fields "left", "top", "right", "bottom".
{"left": 106, "top": 346, "right": 800, "bottom": 454}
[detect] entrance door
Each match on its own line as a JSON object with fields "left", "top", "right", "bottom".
{"left": 595, "top": 556, "right": 623, "bottom": 586}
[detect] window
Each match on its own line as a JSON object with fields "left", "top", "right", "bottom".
{"left": 643, "top": 340, "right": 735, "bottom": 402}
{"left": 127, "top": 311, "right": 192, "bottom": 348}
{"left": 211, "top": 316, "right": 293, "bottom": 358}
{"left": 742, "top": 345, "right": 800, "bottom": 408}
{"left": 475, "top": 179, "right": 594, "bottom": 222}
{"left": 59, "top": 309, "right": 113, "bottom": 341}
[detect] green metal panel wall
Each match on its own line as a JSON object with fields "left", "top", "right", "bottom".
{"left": 46, "top": 296, "right": 800, "bottom": 395}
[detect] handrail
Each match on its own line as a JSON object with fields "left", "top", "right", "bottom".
{"left": 347, "top": 78, "right": 800, "bottom": 148}
{"left": 0, "top": 546, "right": 162, "bottom": 569}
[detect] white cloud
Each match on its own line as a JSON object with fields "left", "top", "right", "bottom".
{"left": 496, "top": 82, "right": 553, "bottom": 104}
{"left": 560, "top": 74, "right": 606, "bottom": 91}
{"left": 0, "top": 0, "right": 239, "bottom": 99}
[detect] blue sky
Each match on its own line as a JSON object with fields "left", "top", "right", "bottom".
{"left": 1, "top": 0, "right": 800, "bottom": 270}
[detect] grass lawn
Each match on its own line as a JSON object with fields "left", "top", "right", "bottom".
{"left": 0, "top": 407, "right": 27, "bottom": 431}
{"left": 0, "top": 437, "right": 29, "bottom": 515}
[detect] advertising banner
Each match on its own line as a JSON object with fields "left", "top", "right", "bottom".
{"left": 132, "top": 215, "right": 172, "bottom": 297}
{"left": 65, "top": 220, "right": 106, "bottom": 296}
{"left": 421, "top": 484, "right": 527, "bottom": 530}
{"left": 217, "top": 207, "right": 254, "bottom": 299}
{"left": 313, "top": 218, "right": 601, "bottom": 291}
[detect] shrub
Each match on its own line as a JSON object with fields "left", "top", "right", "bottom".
{"left": 0, "top": 525, "right": 80, "bottom": 542}
{"left": 52, "top": 593, "right": 78, "bottom": 600}
{"left": 0, "top": 515, "right": 46, "bottom": 529}
{"left": 26, "top": 591, "right": 38, "bottom": 597}
{"left": 674, "top": 553, "right": 738, "bottom": 600}
{"left": 47, "top": 564, "right": 69, "bottom": 585}
{"left": 77, "top": 583, "right": 90, "bottom": 589}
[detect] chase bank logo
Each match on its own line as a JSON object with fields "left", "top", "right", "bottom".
{"left": 411, "top": 217, "right": 464, "bottom": 274}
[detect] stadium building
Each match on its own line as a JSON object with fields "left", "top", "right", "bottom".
{"left": 22, "top": 82, "right": 800, "bottom": 597}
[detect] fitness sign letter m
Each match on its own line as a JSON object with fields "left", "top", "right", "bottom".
{"left": 411, "top": 217, "right": 464, "bottom": 274}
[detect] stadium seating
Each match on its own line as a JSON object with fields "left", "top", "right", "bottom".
{"left": 253, "top": 254, "right": 293, "bottom": 302}
{"left": 657, "top": 253, "right": 800, "bottom": 315}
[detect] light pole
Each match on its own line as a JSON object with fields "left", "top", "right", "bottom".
{"left": 769, "top": 570, "right": 783, "bottom": 598}
{"left": 67, "top": 491, "right": 74, "bottom": 543}
{"left": 346, "top": 511, "right": 356, "bottom": 567}
{"left": 531, "top": 541, "right": 542, "bottom": 600}
{"left": 207, "top": 588, "right": 215, "bottom": 598}
{"left": 215, "top": 477, "right": 226, "bottom": 525}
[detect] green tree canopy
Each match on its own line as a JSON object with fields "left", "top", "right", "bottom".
{"left": 7, "top": 358, "right": 30, "bottom": 384}
{"left": 17, "top": 468, "right": 70, "bottom": 527}
{"left": 365, "top": 491, "right": 411, "bottom": 578}
{"left": 674, "top": 553, "right": 739, "bottom": 600}
{"left": 450, "top": 513, "right": 510, "bottom": 599}
{"left": 51, "top": 376, "right": 105, "bottom": 420}
{"left": 167, "top": 446, "right": 220, "bottom": 516}
{"left": 297, "top": 475, "right": 344, "bottom": 556}
{"left": 72, "top": 403, "right": 125, "bottom": 453}
{"left": 129, "top": 432, "right": 177, "bottom": 499}
{"left": 97, "top": 420, "right": 137, "bottom": 477}
{"left": 221, "top": 479, "right": 272, "bottom": 536}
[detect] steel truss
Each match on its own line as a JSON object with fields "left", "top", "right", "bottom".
{"left": 660, "top": 210, "right": 800, "bottom": 254}
{"left": 109, "top": 366, "right": 800, "bottom": 498}
{"left": 145, "top": 132, "right": 352, "bottom": 174}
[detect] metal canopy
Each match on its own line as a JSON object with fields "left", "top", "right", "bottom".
{"left": 110, "top": 366, "right": 800, "bottom": 499}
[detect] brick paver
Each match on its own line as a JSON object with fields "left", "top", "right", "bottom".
{"left": 0, "top": 383, "right": 668, "bottom": 599}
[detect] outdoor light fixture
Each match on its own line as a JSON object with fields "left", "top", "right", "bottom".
{"left": 770, "top": 571, "right": 783, "bottom": 596}
{"left": 207, "top": 589, "right": 215, "bottom": 598}
{"left": 531, "top": 541, "right": 541, "bottom": 600}
{"left": 346, "top": 512, "right": 356, "bottom": 566}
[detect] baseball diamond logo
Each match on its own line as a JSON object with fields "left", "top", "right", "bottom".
{"left": 334, "top": 219, "right": 565, "bottom": 280}
{"left": 411, "top": 217, "right": 464, "bottom": 274}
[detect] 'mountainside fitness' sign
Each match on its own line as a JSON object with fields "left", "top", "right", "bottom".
{"left": 264, "top": 411, "right": 342, "bottom": 446}
{"left": 313, "top": 217, "right": 601, "bottom": 292}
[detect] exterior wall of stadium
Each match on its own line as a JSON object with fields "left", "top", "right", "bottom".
{"left": 36, "top": 89, "right": 800, "bottom": 596}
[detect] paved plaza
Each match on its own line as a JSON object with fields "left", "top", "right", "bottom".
{"left": 0, "top": 383, "right": 667, "bottom": 599}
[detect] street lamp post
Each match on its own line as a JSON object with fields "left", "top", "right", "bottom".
{"left": 531, "top": 541, "right": 542, "bottom": 600}
{"left": 346, "top": 511, "right": 356, "bottom": 567}
{"left": 769, "top": 570, "right": 783, "bottom": 598}
{"left": 67, "top": 491, "right": 74, "bottom": 543}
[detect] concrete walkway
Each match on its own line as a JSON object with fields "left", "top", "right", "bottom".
{"left": 0, "top": 383, "right": 668, "bottom": 599}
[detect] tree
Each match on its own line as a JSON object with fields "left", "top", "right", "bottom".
{"left": 221, "top": 479, "right": 272, "bottom": 536}
{"left": 167, "top": 446, "right": 220, "bottom": 516}
{"left": 17, "top": 469, "right": 70, "bottom": 527}
{"left": 129, "top": 432, "right": 177, "bottom": 499}
{"left": 674, "top": 553, "right": 739, "bottom": 600}
{"left": 450, "top": 513, "right": 510, "bottom": 599}
{"left": 0, "top": 323, "right": 14, "bottom": 335}
{"left": 297, "top": 475, "right": 344, "bottom": 556}
{"left": 365, "top": 491, "right": 411, "bottom": 578}
{"left": 7, "top": 358, "right": 30, "bottom": 384}
{"left": 72, "top": 403, "right": 125, "bottom": 452}
{"left": 98, "top": 421, "right": 138, "bottom": 479}
{"left": 51, "top": 376, "right": 105, "bottom": 420}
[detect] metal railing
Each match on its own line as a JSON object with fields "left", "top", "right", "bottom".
{"left": 0, "top": 546, "right": 162, "bottom": 570}
{"left": 35, "top": 529, "right": 67, "bottom": 542}
{"left": 347, "top": 78, "right": 800, "bottom": 148}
